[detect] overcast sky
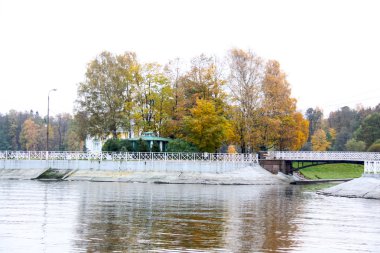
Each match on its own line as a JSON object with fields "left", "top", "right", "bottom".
{"left": 1, "top": 0, "right": 379, "bottom": 117}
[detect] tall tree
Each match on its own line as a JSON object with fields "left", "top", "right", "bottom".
{"left": 76, "top": 51, "right": 137, "bottom": 139}
{"left": 305, "top": 107, "right": 323, "bottom": 142}
{"left": 182, "top": 54, "right": 227, "bottom": 110}
{"left": 227, "top": 48, "right": 264, "bottom": 152}
{"left": 0, "top": 114, "right": 11, "bottom": 150}
{"left": 260, "top": 60, "right": 308, "bottom": 150}
{"left": 20, "top": 118, "right": 40, "bottom": 151}
{"left": 161, "top": 59, "right": 187, "bottom": 138}
{"left": 132, "top": 62, "right": 172, "bottom": 135}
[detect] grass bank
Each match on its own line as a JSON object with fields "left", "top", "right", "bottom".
{"left": 296, "top": 163, "right": 364, "bottom": 180}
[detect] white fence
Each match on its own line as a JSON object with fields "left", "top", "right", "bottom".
{"left": 267, "top": 151, "right": 380, "bottom": 161}
{"left": 364, "top": 161, "right": 380, "bottom": 175}
{"left": 0, "top": 151, "right": 258, "bottom": 163}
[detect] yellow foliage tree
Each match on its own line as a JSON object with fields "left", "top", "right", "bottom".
{"left": 311, "top": 129, "right": 331, "bottom": 151}
{"left": 20, "top": 118, "right": 40, "bottom": 151}
{"left": 184, "top": 99, "right": 232, "bottom": 152}
{"left": 227, "top": 145, "right": 237, "bottom": 154}
{"left": 261, "top": 60, "right": 309, "bottom": 150}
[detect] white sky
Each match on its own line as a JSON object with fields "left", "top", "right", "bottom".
{"left": 1, "top": 0, "right": 379, "bottom": 117}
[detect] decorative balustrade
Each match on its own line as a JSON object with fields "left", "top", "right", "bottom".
{"left": 0, "top": 151, "right": 258, "bottom": 163}
{"left": 364, "top": 161, "right": 380, "bottom": 175}
{"left": 267, "top": 151, "right": 380, "bottom": 161}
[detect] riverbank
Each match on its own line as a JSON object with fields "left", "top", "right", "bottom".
{"left": 319, "top": 176, "right": 380, "bottom": 199}
{"left": 297, "top": 163, "right": 363, "bottom": 179}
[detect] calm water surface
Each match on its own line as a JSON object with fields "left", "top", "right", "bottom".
{"left": 0, "top": 180, "right": 380, "bottom": 253}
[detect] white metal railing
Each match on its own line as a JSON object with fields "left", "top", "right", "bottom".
{"left": 0, "top": 151, "right": 258, "bottom": 163}
{"left": 267, "top": 151, "right": 380, "bottom": 162}
{"left": 364, "top": 161, "right": 380, "bottom": 174}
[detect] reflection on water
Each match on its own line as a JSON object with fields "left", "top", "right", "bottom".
{"left": 0, "top": 181, "right": 380, "bottom": 252}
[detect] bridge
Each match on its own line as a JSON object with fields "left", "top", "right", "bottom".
{"left": 261, "top": 151, "right": 380, "bottom": 175}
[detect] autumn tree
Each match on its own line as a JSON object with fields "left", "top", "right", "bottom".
{"left": 260, "top": 60, "right": 308, "bottom": 150}
{"left": 311, "top": 129, "right": 330, "bottom": 151}
{"left": 132, "top": 62, "right": 173, "bottom": 135}
{"left": 183, "top": 99, "right": 232, "bottom": 152}
{"left": 76, "top": 51, "right": 138, "bottom": 140}
{"left": 20, "top": 118, "right": 40, "bottom": 151}
{"left": 227, "top": 48, "right": 264, "bottom": 152}
{"left": 182, "top": 54, "right": 227, "bottom": 110}
{"left": 161, "top": 59, "right": 187, "bottom": 138}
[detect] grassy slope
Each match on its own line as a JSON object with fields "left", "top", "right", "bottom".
{"left": 298, "top": 163, "right": 364, "bottom": 180}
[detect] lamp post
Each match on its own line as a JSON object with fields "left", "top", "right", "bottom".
{"left": 46, "top": 89, "right": 57, "bottom": 151}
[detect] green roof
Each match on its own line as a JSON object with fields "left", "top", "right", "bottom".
{"left": 128, "top": 132, "right": 171, "bottom": 142}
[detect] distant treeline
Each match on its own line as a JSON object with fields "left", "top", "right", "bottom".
{"left": 305, "top": 105, "right": 380, "bottom": 152}
{"left": 0, "top": 110, "right": 83, "bottom": 151}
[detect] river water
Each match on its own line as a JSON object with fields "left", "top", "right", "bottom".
{"left": 0, "top": 180, "right": 380, "bottom": 253}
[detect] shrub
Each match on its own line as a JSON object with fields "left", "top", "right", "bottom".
{"left": 167, "top": 139, "right": 199, "bottom": 152}
{"left": 152, "top": 141, "right": 161, "bottom": 152}
{"left": 119, "top": 139, "right": 133, "bottom": 152}
{"left": 137, "top": 138, "right": 149, "bottom": 152}
{"left": 102, "top": 139, "right": 120, "bottom": 151}
{"left": 345, "top": 138, "right": 366, "bottom": 151}
{"left": 367, "top": 140, "right": 380, "bottom": 152}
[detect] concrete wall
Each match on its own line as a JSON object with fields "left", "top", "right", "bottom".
{"left": 0, "top": 159, "right": 252, "bottom": 174}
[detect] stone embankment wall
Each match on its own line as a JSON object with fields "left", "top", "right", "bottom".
{"left": 0, "top": 159, "right": 254, "bottom": 180}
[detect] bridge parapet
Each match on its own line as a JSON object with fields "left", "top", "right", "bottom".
{"left": 267, "top": 151, "right": 380, "bottom": 161}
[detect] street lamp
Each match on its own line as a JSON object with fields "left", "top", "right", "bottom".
{"left": 46, "top": 88, "right": 57, "bottom": 151}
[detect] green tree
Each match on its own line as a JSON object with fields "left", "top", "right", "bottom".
{"left": 0, "top": 114, "right": 11, "bottom": 150}
{"left": 356, "top": 112, "right": 380, "bottom": 148}
{"left": 328, "top": 106, "right": 360, "bottom": 150}
{"left": 76, "top": 51, "right": 137, "bottom": 139}
{"left": 102, "top": 139, "right": 120, "bottom": 152}
{"left": 345, "top": 138, "right": 366, "bottom": 151}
